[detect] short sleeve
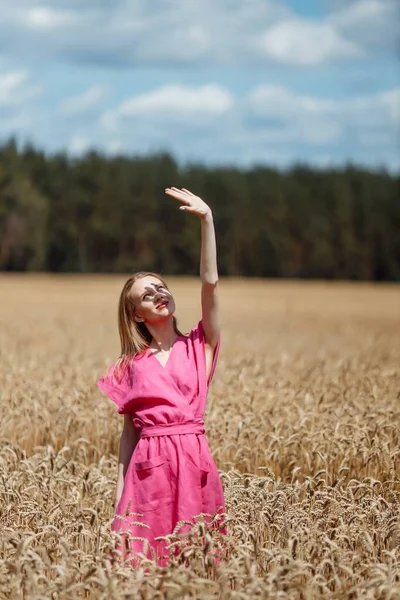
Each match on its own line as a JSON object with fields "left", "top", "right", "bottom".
{"left": 97, "top": 360, "right": 135, "bottom": 414}
{"left": 190, "top": 319, "right": 221, "bottom": 392}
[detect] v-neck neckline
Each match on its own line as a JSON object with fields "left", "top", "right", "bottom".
{"left": 147, "top": 335, "right": 182, "bottom": 370}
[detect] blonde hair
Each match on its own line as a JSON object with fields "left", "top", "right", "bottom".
{"left": 114, "top": 271, "right": 184, "bottom": 381}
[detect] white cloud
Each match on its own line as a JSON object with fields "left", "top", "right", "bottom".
{"left": 106, "top": 140, "right": 124, "bottom": 154}
{"left": 249, "top": 85, "right": 332, "bottom": 118}
{"left": 58, "top": 85, "right": 108, "bottom": 116}
{"left": 0, "top": 112, "right": 32, "bottom": 133}
{"left": 67, "top": 134, "right": 91, "bottom": 156}
{"left": 249, "top": 85, "right": 400, "bottom": 123}
{"left": 120, "top": 85, "right": 233, "bottom": 117}
{"left": 329, "top": 0, "right": 399, "bottom": 50}
{"left": 332, "top": 0, "right": 388, "bottom": 26}
{"left": 0, "top": 70, "right": 41, "bottom": 107}
{"left": 359, "top": 132, "right": 398, "bottom": 147}
{"left": 22, "top": 7, "right": 77, "bottom": 30}
{"left": 312, "top": 155, "right": 336, "bottom": 169}
{"left": 247, "top": 85, "right": 342, "bottom": 144}
{"left": 101, "top": 84, "right": 234, "bottom": 131}
{"left": 344, "top": 88, "right": 400, "bottom": 128}
{"left": 94, "top": 82, "right": 399, "bottom": 170}
{"left": 258, "top": 19, "right": 363, "bottom": 65}
{"left": 0, "top": 0, "right": 379, "bottom": 68}
{"left": 0, "top": 0, "right": 287, "bottom": 67}
{"left": 379, "top": 89, "right": 400, "bottom": 125}
{"left": 247, "top": 84, "right": 400, "bottom": 145}
{"left": 0, "top": 69, "right": 41, "bottom": 138}
{"left": 0, "top": 71, "right": 28, "bottom": 102}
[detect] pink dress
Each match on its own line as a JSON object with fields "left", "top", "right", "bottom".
{"left": 97, "top": 320, "right": 227, "bottom": 565}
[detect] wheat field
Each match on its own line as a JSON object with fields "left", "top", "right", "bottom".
{"left": 0, "top": 275, "right": 399, "bottom": 599}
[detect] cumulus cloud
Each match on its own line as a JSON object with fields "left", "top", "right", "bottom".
{"left": 101, "top": 84, "right": 234, "bottom": 131}
{"left": 67, "top": 134, "right": 91, "bottom": 156}
{"left": 0, "top": 0, "right": 387, "bottom": 67}
{"left": 0, "top": 0, "right": 285, "bottom": 67}
{"left": 120, "top": 85, "right": 232, "bottom": 117}
{"left": 22, "top": 7, "right": 77, "bottom": 30}
{"left": 0, "top": 69, "right": 41, "bottom": 136}
{"left": 258, "top": 20, "right": 363, "bottom": 66}
{"left": 106, "top": 140, "right": 124, "bottom": 154}
{"left": 0, "top": 69, "right": 41, "bottom": 108}
{"left": 93, "top": 82, "right": 400, "bottom": 169}
{"left": 247, "top": 84, "right": 400, "bottom": 145}
{"left": 58, "top": 85, "right": 108, "bottom": 116}
{"left": 329, "top": 0, "right": 399, "bottom": 51}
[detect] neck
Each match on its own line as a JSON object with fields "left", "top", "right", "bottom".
{"left": 146, "top": 318, "right": 178, "bottom": 350}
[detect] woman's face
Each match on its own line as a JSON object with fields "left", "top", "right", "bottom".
{"left": 129, "top": 276, "right": 176, "bottom": 325}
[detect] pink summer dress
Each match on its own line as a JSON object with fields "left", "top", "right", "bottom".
{"left": 97, "top": 319, "right": 227, "bottom": 565}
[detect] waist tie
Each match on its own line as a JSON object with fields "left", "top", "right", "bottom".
{"left": 140, "top": 419, "right": 205, "bottom": 438}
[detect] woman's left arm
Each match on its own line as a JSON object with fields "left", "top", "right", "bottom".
{"left": 165, "top": 187, "right": 220, "bottom": 347}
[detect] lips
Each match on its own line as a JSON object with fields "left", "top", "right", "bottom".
{"left": 156, "top": 299, "right": 168, "bottom": 309}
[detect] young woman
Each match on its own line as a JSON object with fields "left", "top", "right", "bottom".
{"left": 97, "top": 187, "right": 227, "bottom": 566}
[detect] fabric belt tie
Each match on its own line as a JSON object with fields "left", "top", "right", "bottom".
{"left": 140, "top": 419, "right": 205, "bottom": 438}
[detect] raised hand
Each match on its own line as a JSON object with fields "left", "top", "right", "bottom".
{"left": 165, "top": 187, "right": 212, "bottom": 220}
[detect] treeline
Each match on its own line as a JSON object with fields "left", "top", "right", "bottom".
{"left": 0, "top": 139, "right": 399, "bottom": 280}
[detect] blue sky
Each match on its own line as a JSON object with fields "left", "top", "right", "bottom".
{"left": 0, "top": 0, "right": 399, "bottom": 170}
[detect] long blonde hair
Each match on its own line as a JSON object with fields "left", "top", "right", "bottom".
{"left": 114, "top": 272, "right": 184, "bottom": 381}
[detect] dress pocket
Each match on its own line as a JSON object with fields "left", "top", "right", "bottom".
{"left": 133, "top": 454, "right": 173, "bottom": 512}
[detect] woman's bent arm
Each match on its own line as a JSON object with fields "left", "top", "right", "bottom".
{"left": 115, "top": 414, "right": 139, "bottom": 510}
{"left": 164, "top": 186, "right": 220, "bottom": 347}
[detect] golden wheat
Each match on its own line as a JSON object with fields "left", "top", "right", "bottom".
{"left": 0, "top": 275, "right": 399, "bottom": 599}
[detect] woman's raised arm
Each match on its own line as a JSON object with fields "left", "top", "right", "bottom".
{"left": 165, "top": 187, "right": 220, "bottom": 347}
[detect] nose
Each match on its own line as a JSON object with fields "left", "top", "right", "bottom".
{"left": 154, "top": 292, "right": 167, "bottom": 304}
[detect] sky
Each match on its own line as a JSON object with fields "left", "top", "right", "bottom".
{"left": 0, "top": 0, "right": 399, "bottom": 170}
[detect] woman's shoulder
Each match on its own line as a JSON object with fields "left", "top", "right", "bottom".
{"left": 186, "top": 319, "right": 221, "bottom": 352}
{"left": 189, "top": 319, "right": 208, "bottom": 342}
{"left": 98, "top": 352, "right": 144, "bottom": 386}
{"left": 178, "top": 320, "right": 215, "bottom": 352}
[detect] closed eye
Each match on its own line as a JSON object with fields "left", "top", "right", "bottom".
{"left": 142, "top": 284, "right": 167, "bottom": 301}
